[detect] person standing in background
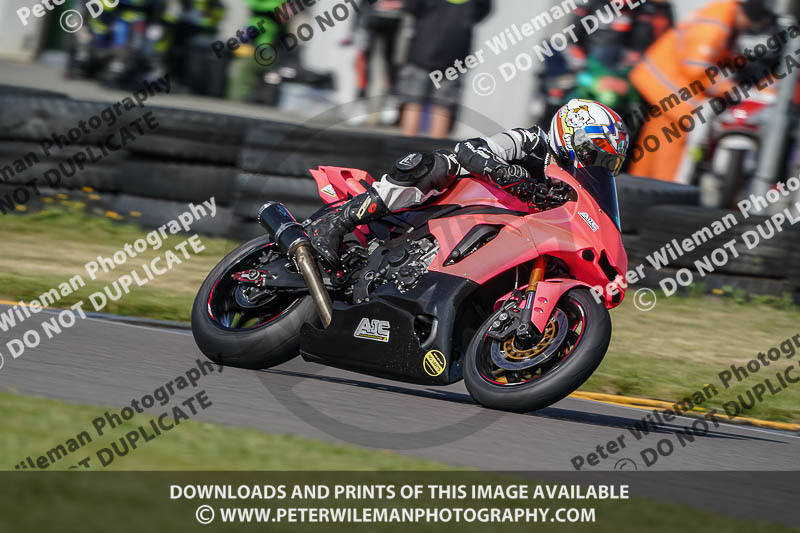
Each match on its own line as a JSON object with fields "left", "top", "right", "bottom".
{"left": 163, "top": 0, "right": 226, "bottom": 89}
{"left": 628, "top": 0, "right": 773, "bottom": 182}
{"left": 627, "top": 0, "right": 675, "bottom": 61}
{"left": 345, "top": 1, "right": 405, "bottom": 125}
{"left": 398, "top": 0, "right": 492, "bottom": 139}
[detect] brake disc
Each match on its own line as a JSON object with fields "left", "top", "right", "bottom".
{"left": 234, "top": 285, "right": 277, "bottom": 309}
{"left": 490, "top": 309, "right": 569, "bottom": 371}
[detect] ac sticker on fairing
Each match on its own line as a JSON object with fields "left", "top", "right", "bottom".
{"left": 423, "top": 350, "right": 447, "bottom": 377}
{"left": 578, "top": 211, "right": 599, "bottom": 232}
{"left": 321, "top": 184, "right": 337, "bottom": 198}
{"left": 354, "top": 318, "right": 390, "bottom": 343}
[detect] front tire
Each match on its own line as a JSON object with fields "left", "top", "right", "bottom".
{"left": 463, "top": 288, "right": 611, "bottom": 413}
{"left": 191, "top": 234, "right": 319, "bottom": 369}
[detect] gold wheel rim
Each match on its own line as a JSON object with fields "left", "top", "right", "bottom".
{"left": 502, "top": 316, "right": 558, "bottom": 360}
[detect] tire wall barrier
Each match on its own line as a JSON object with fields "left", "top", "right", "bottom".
{"left": 0, "top": 91, "right": 795, "bottom": 297}
{"left": 0, "top": 92, "right": 444, "bottom": 240}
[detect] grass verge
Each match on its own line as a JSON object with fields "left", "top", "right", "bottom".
{"left": 0, "top": 391, "right": 795, "bottom": 533}
{"left": 0, "top": 390, "right": 445, "bottom": 470}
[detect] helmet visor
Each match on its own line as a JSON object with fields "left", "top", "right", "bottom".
{"left": 573, "top": 128, "right": 625, "bottom": 176}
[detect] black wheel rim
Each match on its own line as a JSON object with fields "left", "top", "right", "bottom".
{"left": 207, "top": 242, "right": 302, "bottom": 331}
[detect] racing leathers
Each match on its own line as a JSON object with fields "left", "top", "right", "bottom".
{"left": 308, "top": 126, "right": 556, "bottom": 267}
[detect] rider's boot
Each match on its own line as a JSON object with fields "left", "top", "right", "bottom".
{"left": 308, "top": 188, "right": 390, "bottom": 267}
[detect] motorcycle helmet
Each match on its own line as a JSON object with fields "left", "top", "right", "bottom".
{"left": 548, "top": 98, "right": 629, "bottom": 176}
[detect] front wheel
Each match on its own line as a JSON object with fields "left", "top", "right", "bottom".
{"left": 191, "top": 234, "right": 319, "bottom": 369}
{"left": 463, "top": 288, "right": 611, "bottom": 413}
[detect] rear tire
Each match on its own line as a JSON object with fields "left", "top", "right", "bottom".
{"left": 715, "top": 147, "right": 748, "bottom": 210}
{"left": 463, "top": 288, "right": 611, "bottom": 413}
{"left": 191, "top": 235, "right": 319, "bottom": 369}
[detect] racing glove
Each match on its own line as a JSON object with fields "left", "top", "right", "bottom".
{"left": 489, "top": 164, "right": 530, "bottom": 191}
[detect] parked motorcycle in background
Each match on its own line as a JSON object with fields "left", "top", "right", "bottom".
{"left": 696, "top": 89, "right": 776, "bottom": 209}
{"left": 692, "top": 28, "right": 800, "bottom": 210}
{"left": 66, "top": 0, "right": 228, "bottom": 93}
{"left": 104, "top": 6, "right": 161, "bottom": 87}
{"left": 66, "top": 0, "right": 167, "bottom": 88}
{"left": 573, "top": 57, "right": 640, "bottom": 133}
{"left": 531, "top": 52, "right": 641, "bottom": 146}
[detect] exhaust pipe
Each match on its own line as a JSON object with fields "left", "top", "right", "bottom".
{"left": 257, "top": 202, "right": 333, "bottom": 328}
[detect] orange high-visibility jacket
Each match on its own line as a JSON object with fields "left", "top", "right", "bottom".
{"left": 631, "top": 0, "right": 738, "bottom": 120}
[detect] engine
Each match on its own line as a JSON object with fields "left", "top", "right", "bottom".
{"left": 348, "top": 236, "right": 439, "bottom": 303}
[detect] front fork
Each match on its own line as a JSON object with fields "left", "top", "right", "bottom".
{"left": 516, "top": 256, "right": 547, "bottom": 339}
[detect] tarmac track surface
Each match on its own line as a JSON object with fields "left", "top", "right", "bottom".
{"left": 0, "top": 306, "right": 798, "bottom": 527}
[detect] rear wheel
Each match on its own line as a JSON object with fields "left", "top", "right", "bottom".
{"left": 463, "top": 288, "right": 610, "bottom": 413}
{"left": 191, "top": 235, "right": 318, "bottom": 369}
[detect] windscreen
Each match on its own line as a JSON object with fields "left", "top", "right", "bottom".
{"left": 569, "top": 166, "right": 621, "bottom": 232}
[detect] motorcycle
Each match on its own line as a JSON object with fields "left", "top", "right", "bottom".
{"left": 573, "top": 57, "right": 641, "bottom": 135}
{"left": 694, "top": 27, "right": 796, "bottom": 209}
{"left": 66, "top": 2, "right": 166, "bottom": 88}
{"left": 191, "top": 158, "right": 628, "bottom": 412}
{"left": 532, "top": 52, "right": 640, "bottom": 137}
{"left": 696, "top": 90, "right": 775, "bottom": 209}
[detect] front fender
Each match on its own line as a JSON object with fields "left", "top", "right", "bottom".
{"left": 494, "top": 279, "right": 595, "bottom": 333}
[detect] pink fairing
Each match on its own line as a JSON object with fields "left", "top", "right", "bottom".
{"left": 309, "top": 166, "right": 376, "bottom": 244}
{"left": 308, "top": 162, "right": 628, "bottom": 315}
{"left": 309, "top": 167, "right": 374, "bottom": 204}
{"left": 493, "top": 280, "right": 594, "bottom": 333}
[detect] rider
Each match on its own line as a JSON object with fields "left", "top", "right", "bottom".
{"left": 309, "top": 99, "right": 629, "bottom": 267}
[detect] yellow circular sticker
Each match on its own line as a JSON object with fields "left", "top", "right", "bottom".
{"left": 423, "top": 350, "right": 447, "bottom": 377}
